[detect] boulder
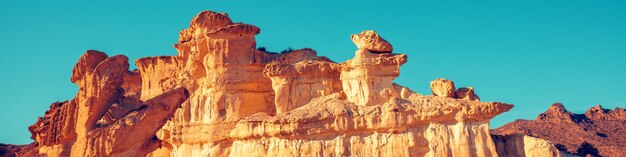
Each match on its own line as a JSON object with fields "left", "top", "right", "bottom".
{"left": 430, "top": 78, "right": 456, "bottom": 98}
{"left": 350, "top": 30, "right": 393, "bottom": 53}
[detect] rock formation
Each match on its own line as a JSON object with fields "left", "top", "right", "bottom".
{"left": 456, "top": 87, "right": 480, "bottom": 101}
{"left": 340, "top": 45, "right": 406, "bottom": 106}
{"left": 492, "top": 103, "right": 626, "bottom": 157}
{"left": 2, "top": 10, "right": 530, "bottom": 157}
{"left": 430, "top": 78, "right": 482, "bottom": 102}
{"left": 263, "top": 49, "right": 342, "bottom": 114}
{"left": 350, "top": 30, "right": 393, "bottom": 53}
{"left": 144, "top": 11, "right": 512, "bottom": 157}
{"left": 0, "top": 143, "right": 38, "bottom": 157}
{"left": 491, "top": 134, "right": 574, "bottom": 157}
{"left": 27, "top": 51, "right": 190, "bottom": 157}
{"left": 430, "top": 78, "right": 456, "bottom": 98}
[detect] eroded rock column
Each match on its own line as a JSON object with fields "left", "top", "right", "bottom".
{"left": 152, "top": 11, "right": 277, "bottom": 156}
{"left": 341, "top": 30, "right": 407, "bottom": 106}
{"left": 263, "top": 50, "right": 341, "bottom": 114}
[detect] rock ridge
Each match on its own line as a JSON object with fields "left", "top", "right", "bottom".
{"left": 493, "top": 103, "right": 626, "bottom": 157}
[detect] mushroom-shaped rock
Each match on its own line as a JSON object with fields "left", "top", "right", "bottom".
{"left": 342, "top": 31, "right": 406, "bottom": 106}
{"left": 456, "top": 87, "right": 480, "bottom": 101}
{"left": 430, "top": 78, "right": 456, "bottom": 98}
{"left": 351, "top": 30, "right": 393, "bottom": 53}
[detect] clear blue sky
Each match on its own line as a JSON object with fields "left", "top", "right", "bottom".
{"left": 1, "top": 0, "right": 624, "bottom": 144}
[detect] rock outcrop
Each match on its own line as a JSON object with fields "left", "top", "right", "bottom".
{"left": 492, "top": 103, "right": 626, "bottom": 157}
{"left": 350, "top": 30, "right": 393, "bottom": 53}
{"left": 430, "top": 78, "right": 456, "bottom": 98}
{"left": 229, "top": 93, "right": 512, "bottom": 157}
{"left": 0, "top": 143, "right": 39, "bottom": 157}
{"left": 263, "top": 49, "right": 342, "bottom": 114}
{"left": 491, "top": 134, "right": 574, "bottom": 157}
{"left": 27, "top": 51, "right": 190, "bottom": 157}
{"left": 145, "top": 11, "right": 512, "bottom": 157}
{"left": 6, "top": 10, "right": 523, "bottom": 157}
{"left": 430, "top": 78, "right": 482, "bottom": 102}
{"left": 456, "top": 87, "right": 480, "bottom": 101}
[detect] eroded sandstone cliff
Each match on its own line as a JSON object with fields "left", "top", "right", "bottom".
{"left": 13, "top": 10, "right": 520, "bottom": 157}
{"left": 28, "top": 51, "right": 189, "bottom": 157}
{"left": 142, "top": 11, "right": 512, "bottom": 157}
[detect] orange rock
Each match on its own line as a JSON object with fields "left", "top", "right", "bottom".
{"left": 493, "top": 103, "right": 626, "bottom": 157}
{"left": 122, "top": 69, "right": 142, "bottom": 99}
{"left": 456, "top": 86, "right": 480, "bottom": 101}
{"left": 24, "top": 10, "right": 519, "bottom": 157}
{"left": 264, "top": 53, "right": 342, "bottom": 113}
{"left": 340, "top": 46, "right": 407, "bottom": 106}
{"left": 350, "top": 30, "right": 393, "bottom": 53}
{"left": 29, "top": 51, "right": 189, "bottom": 157}
{"left": 230, "top": 94, "right": 513, "bottom": 157}
{"left": 430, "top": 78, "right": 456, "bottom": 98}
{"left": 492, "top": 134, "right": 571, "bottom": 157}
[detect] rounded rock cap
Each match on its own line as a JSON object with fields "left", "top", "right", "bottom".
{"left": 351, "top": 30, "right": 393, "bottom": 53}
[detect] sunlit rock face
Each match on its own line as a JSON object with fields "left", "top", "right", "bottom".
{"left": 340, "top": 31, "right": 406, "bottom": 106}
{"left": 493, "top": 103, "right": 626, "bottom": 157}
{"left": 23, "top": 10, "right": 520, "bottom": 157}
{"left": 138, "top": 11, "right": 513, "bottom": 157}
{"left": 430, "top": 78, "right": 456, "bottom": 98}
{"left": 491, "top": 134, "right": 574, "bottom": 157}
{"left": 350, "top": 30, "right": 393, "bottom": 53}
{"left": 263, "top": 49, "right": 342, "bottom": 114}
{"left": 28, "top": 50, "right": 189, "bottom": 157}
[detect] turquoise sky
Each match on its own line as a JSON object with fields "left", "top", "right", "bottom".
{"left": 1, "top": 1, "right": 624, "bottom": 144}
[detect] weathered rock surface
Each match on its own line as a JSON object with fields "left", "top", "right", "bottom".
{"left": 350, "top": 30, "right": 393, "bottom": 53}
{"left": 26, "top": 50, "right": 190, "bottom": 157}
{"left": 492, "top": 103, "right": 626, "bottom": 157}
{"left": 491, "top": 134, "right": 575, "bottom": 157}
{"left": 263, "top": 50, "right": 342, "bottom": 114}
{"left": 229, "top": 93, "right": 512, "bottom": 157}
{"left": 0, "top": 143, "right": 39, "bottom": 157}
{"left": 456, "top": 87, "right": 480, "bottom": 101}
{"left": 340, "top": 50, "right": 406, "bottom": 106}
{"left": 2, "top": 10, "right": 536, "bottom": 157}
{"left": 430, "top": 78, "right": 456, "bottom": 98}
{"left": 145, "top": 11, "right": 513, "bottom": 157}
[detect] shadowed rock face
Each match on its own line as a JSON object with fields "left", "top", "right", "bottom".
{"left": 7, "top": 10, "right": 522, "bottom": 157}
{"left": 492, "top": 103, "right": 626, "bottom": 157}
{"left": 0, "top": 143, "right": 39, "bottom": 157}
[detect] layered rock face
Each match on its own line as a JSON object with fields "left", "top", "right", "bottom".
{"left": 15, "top": 10, "right": 521, "bottom": 157}
{"left": 229, "top": 93, "right": 512, "bottom": 157}
{"left": 341, "top": 31, "right": 406, "bottom": 106}
{"left": 491, "top": 134, "right": 573, "bottom": 157}
{"left": 28, "top": 51, "right": 190, "bottom": 157}
{"left": 139, "top": 11, "right": 512, "bottom": 157}
{"left": 492, "top": 103, "right": 626, "bottom": 157}
{"left": 263, "top": 49, "right": 342, "bottom": 114}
